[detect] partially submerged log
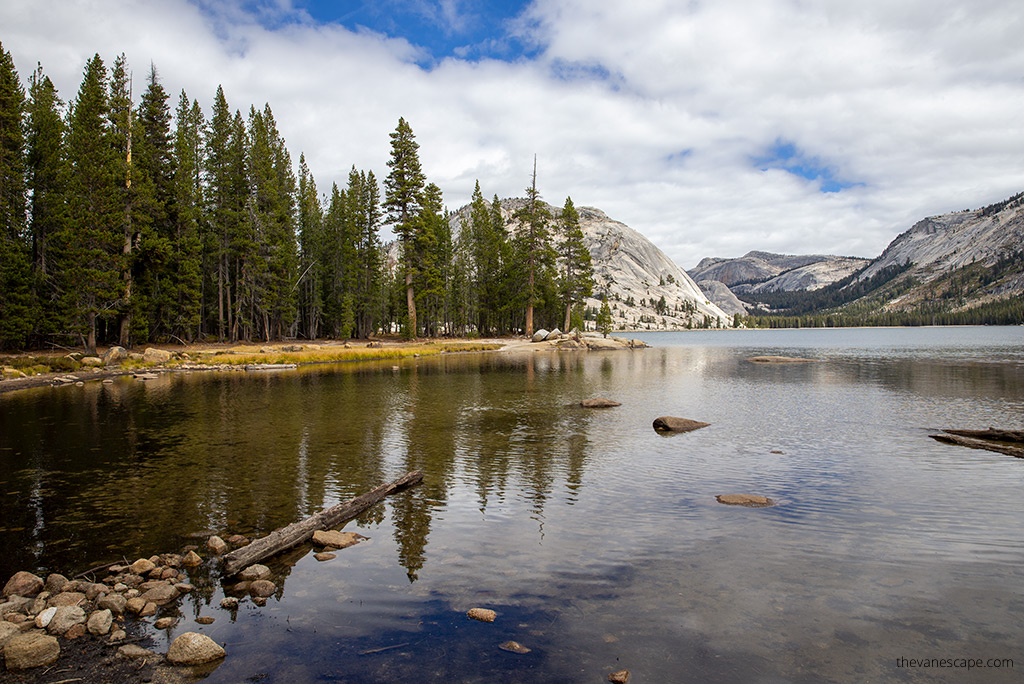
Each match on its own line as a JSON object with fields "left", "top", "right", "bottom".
{"left": 222, "top": 470, "right": 423, "bottom": 576}
{"left": 930, "top": 431, "right": 1024, "bottom": 459}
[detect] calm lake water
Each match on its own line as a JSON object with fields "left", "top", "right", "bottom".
{"left": 2, "top": 327, "right": 1023, "bottom": 682}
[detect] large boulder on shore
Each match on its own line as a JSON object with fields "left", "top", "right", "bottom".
{"left": 47, "top": 605, "right": 86, "bottom": 635}
{"left": 143, "top": 347, "right": 172, "bottom": 364}
{"left": 166, "top": 632, "right": 225, "bottom": 665}
{"left": 3, "top": 571, "right": 43, "bottom": 598}
{"left": 103, "top": 346, "right": 128, "bottom": 365}
{"left": 4, "top": 632, "right": 60, "bottom": 670}
{"left": 531, "top": 329, "right": 550, "bottom": 343}
{"left": 653, "top": 417, "right": 710, "bottom": 433}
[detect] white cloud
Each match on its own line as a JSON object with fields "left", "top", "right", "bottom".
{"left": 3, "top": 0, "right": 1023, "bottom": 268}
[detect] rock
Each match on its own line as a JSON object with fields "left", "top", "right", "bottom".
{"left": 544, "top": 328, "right": 562, "bottom": 340}
{"left": 226, "top": 534, "right": 249, "bottom": 546}
{"left": 311, "top": 530, "right": 366, "bottom": 549}
{"left": 174, "top": 583, "right": 194, "bottom": 594}
{"left": 2, "top": 595, "right": 33, "bottom": 613}
{"left": 128, "top": 352, "right": 144, "bottom": 361}
{"left": 140, "top": 584, "right": 178, "bottom": 605}
{"left": 160, "top": 568, "right": 178, "bottom": 580}
{"left": 87, "top": 608, "right": 113, "bottom": 635}
{"left": 249, "top": 580, "right": 276, "bottom": 598}
{"left": 143, "top": 347, "right": 172, "bottom": 364}
{"left": 0, "top": 621, "right": 20, "bottom": 648}
{"left": 231, "top": 581, "right": 250, "bottom": 594}
{"left": 48, "top": 590, "right": 86, "bottom": 607}
{"left": 206, "top": 535, "right": 229, "bottom": 555}
{"left": 220, "top": 597, "right": 239, "bottom": 610}
{"left": 65, "top": 623, "right": 87, "bottom": 639}
{"left": 531, "top": 329, "right": 550, "bottom": 343}
{"left": 652, "top": 416, "right": 710, "bottom": 433}
{"left": 195, "top": 616, "right": 215, "bottom": 625}
{"left": 238, "top": 564, "right": 271, "bottom": 582}
{"left": 47, "top": 605, "right": 86, "bottom": 635}
{"left": 584, "top": 337, "right": 627, "bottom": 350}
{"left": 252, "top": 597, "right": 267, "bottom": 607}
{"left": 34, "top": 606, "right": 56, "bottom": 629}
{"left": 314, "top": 553, "right": 336, "bottom": 562}
{"left": 134, "top": 372, "right": 159, "bottom": 380}
{"left": 182, "top": 550, "right": 203, "bottom": 566}
{"left": 467, "top": 608, "right": 497, "bottom": 623}
{"left": 44, "top": 573, "right": 69, "bottom": 595}
{"left": 747, "top": 355, "right": 814, "bottom": 364}
{"left": 83, "top": 582, "right": 107, "bottom": 600}
{"left": 715, "top": 494, "right": 775, "bottom": 507}
{"left": 29, "top": 596, "right": 47, "bottom": 615}
{"left": 139, "top": 602, "right": 158, "bottom": 617}
{"left": 581, "top": 398, "right": 621, "bottom": 408}
{"left": 166, "top": 632, "right": 226, "bottom": 665}
{"left": 117, "top": 643, "right": 157, "bottom": 659}
{"left": 81, "top": 356, "right": 104, "bottom": 367}
{"left": 498, "top": 640, "right": 531, "bottom": 654}
{"left": 103, "top": 346, "right": 128, "bottom": 364}
{"left": 154, "top": 617, "right": 176, "bottom": 630}
{"left": 629, "top": 339, "right": 647, "bottom": 348}
{"left": 3, "top": 571, "right": 44, "bottom": 598}
{"left": 125, "top": 597, "right": 147, "bottom": 614}
{"left": 3, "top": 632, "right": 60, "bottom": 670}
{"left": 609, "top": 669, "right": 630, "bottom": 683}
{"left": 130, "top": 558, "right": 157, "bottom": 575}
{"left": 109, "top": 629, "right": 127, "bottom": 641}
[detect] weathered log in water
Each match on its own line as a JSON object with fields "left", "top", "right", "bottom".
{"left": 222, "top": 470, "right": 424, "bottom": 576}
{"left": 930, "top": 432, "right": 1024, "bottom": 459}
{"left": 941, "top": 428, "right": 1024, "bottom": 444}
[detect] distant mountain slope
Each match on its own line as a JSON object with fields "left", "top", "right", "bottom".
{"left": 450, "top": 199, "right": 732, "bottom": 330}
{"left": 689, "top": 251, "right": 869, "bottom": 292}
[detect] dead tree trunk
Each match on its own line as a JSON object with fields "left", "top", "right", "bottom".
{"left": 222, "top": 470, "right": 423, "bottom": 576}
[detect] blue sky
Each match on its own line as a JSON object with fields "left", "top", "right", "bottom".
{"left": 5, "top": 0, "right": 1024, "bottom": 267}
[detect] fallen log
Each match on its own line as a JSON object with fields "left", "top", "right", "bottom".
{"left": 929, "top": 433, "right": 1024, "bottom": 459}
{"left": 222, "top": 470, "right": 423, "bottom": 576}
{"left": 941, "top": 428, "right": 1024, "bottom": 444}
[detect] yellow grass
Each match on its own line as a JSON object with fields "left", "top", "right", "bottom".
{"left": 186, "top": 341, "right": 502, "bottom": 367}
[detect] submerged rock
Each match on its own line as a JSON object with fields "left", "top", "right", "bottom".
{"left": 652, "top": 417, "right": 710, "bottom": 433}
{"left": 609, "top": 670, "right": 631, "bottom": 683}
{"left": 747, "top": 355, "right": 814, "bottom": 364}
{"left": 467, "top": 608, "right": 497, "bottom": 623}
{"left": 249, "top": 580, "right": 276, "bottom": 598}
{"left": 206, "top": 535, "right": 229, "bottom": 555}
{"left": 715, "top": 494, "right": 775, "bottom": 507}
{"left": 167, "top": 632, "right": 225, "bottom": 665}
{"left": 498, "top": 640, "right": 531, "bottom": 654}
{"left": 311, "top": 530, "right": 365, "bottom": 549}
{"left": 581, "top": 398, "right": 621, "bottom": 408}
{"left": 238, "top": 564, "right": 271, "bottom": 582}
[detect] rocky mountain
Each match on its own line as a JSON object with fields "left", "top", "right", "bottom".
{"left": 689, "top": 251, "right": 869, "bottom": 291}
{"left": 449, "top": 199, "right": 732, "bottom": 330}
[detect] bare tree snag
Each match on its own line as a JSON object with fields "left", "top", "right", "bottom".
{"left": 222, "top": 470, "right": 423, "bottom": 576}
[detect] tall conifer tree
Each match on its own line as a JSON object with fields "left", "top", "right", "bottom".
{"left": 171, "top": 91, "right": 203, "bottom": 340}
{"left": 384, "top": 117, "right": 425, "bottom": 337}
{"left": 557, "top": 196, "right": 593, "bottom": 331}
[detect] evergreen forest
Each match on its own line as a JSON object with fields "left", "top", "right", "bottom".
{"left": 0, "top": 43, "right": 593, "bottom": 352}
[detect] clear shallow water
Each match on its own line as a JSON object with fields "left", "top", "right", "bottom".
{"left": 2, "top": 327, "right": 1023, "bottom": 682}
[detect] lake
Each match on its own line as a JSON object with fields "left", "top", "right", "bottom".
{"left": 1, "top": 327, "right": 1022, "bottom": 682}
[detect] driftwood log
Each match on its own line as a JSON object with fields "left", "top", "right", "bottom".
{"left": 222, "top": 470, "right": 423, "bottom": 576}
{"left": 930, "top": 430, "right": 1024, "bottom": 459}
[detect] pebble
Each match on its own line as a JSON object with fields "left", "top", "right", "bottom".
{"left": 498, "top": 640, "right": 530, "bottom": 654}
{"left": 154, "top": 617, "right": 176, "bottom": 629}
{"left": 195, "top": 616, "right": 215, "bottom": 625}
{"left": 314, "top": 552, "right": 337, "bottom": 561}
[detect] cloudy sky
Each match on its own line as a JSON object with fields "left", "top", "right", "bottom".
{"left": 3, "top": 0, "right": 1024, "bottom": 268}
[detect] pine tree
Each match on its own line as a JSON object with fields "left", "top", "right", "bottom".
{"left": 107, "top": 53, "right": 138, "bottom": 346}
{"left": 0, "top": 42, "right": 34, "bottom": 349}
{"left": 514, "top": 156, "right": 555, "bottom": 336}
{"left": 62, "top": 54, "right": 122, "bottom": 354}
{"left": 296, "top": 153, "right": 324, "bottom": 339}
{"left": 557, "top": 196, "right": 593, "bottom": 331}
{"left": 383, "top": 117, "right": 425, "bottom": 337}
{"left": 170, "top": 91, "right": 203, "bottom": 341}
{"left": 349, "top": 168, "right": 382, "bottom": 338}
{"left": 596, "top": 297, "right": 613, "bottom": 337}
{"left": 25, "top": 64, "right": 67, "bottom": 339}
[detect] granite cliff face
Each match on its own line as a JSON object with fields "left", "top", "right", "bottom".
{"left": 450, "top": 199, "right": 732, "bottom": 330}
{"left": 689, "top": 251, "right": 869, "bottom": 292}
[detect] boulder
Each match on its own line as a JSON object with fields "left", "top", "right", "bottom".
{"left": 97, "top": 592, "right": 127, "bottom": 615}
{"left": 467, "top": 608, "right": 496, "bottom": 622}
{"left": 3, "top": 571, "right": 44, "bottom": 597}
{"left": 47, "top": 605, "right": 86, "bottom": 635}
{"left": 182, "top": 550, "right": 203, "bottom": 566}
{"left": 206, "top": 535, "right": 229, "bottom": 555}
{"left": 142, "top": 347, "right": 172, "bottom": 364}
{"left": 44, "top": 574, "right": 69, "bottom": 595}
{"left": 47, "top": 591, "right": 86, "bottom": 607}
{"left": 248, "top": 580, "right": 276, "bottom": 598}
{"left": 629, "top": 339, "right": 647, "bottom": 348}
{"left": 3, "top": 632, "right": 60, "bottom": 670}
{"left": 715, "top": 494, "right": 775, "bottom": 508}
{"left": 531, "top": 329, "right": 550, "bottom": 343}
{"left": 103, "top": 346, "right": 128, "bottom": 364}
{"left": 581, "top": 398, "right": 621, "bottom": 408}
{"left": 81, "top": 356, "right": 104, "bottom": 367}
{"left": 584, "top": 337, "right": 626, "bottom": 350}
{"left": 125, "top": 597, "right": 147, "bottom": 614}
{"left": 311, "top": 530, "right": 365, "bottom": 549}
{"left": 140, "top": 584, "right": 178, "bottom": 605}
{"left": 238, "top": 564, "right": 271, "bottom": 582}
{"left": 544, "top": 328, "right": 562, "bottom": 340}
{"left": 166, "top": 632, "right": 225, "bottom": 665}
{"left": 652, "top": 416, "right": 710, "bottom": 433}
{"left": 130, "top": 558, "right": 157, "bottom": 575}
{"left": 0, "top": 621, "right": 20, "bottom": 649}
{"left": 87, "top": 608, "right": 113, "bottom": 635}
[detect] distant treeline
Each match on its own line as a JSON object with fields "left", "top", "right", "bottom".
{"left": 0, "top": 42, "right": 593, "bottom": 352}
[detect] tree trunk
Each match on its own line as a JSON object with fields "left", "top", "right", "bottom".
{"left": 86, "top": 311, "right": 97, "bottom": 356}
{"left": 564, "top": 302, "right": 572, "bottom": 332}
{"left": 405, "top": 269, "right": 416, "bottom": 338}
{"left": 222, "top": 470, "right": 423, "bottom": 576}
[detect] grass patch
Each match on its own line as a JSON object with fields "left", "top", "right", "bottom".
{"left": 193, "top": 342, "right": 501, "bottom": 367}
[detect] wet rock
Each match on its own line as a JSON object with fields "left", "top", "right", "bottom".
{"left": 312, "top": 530, "right": 367, "bottom": 549}
{"left": 226, "top": 534, "right": 250, "bottom": 546}
{"left": 609, "top": 669, "right": 630, "bottom": 683}
{"left": 44, "top": 573, "right": 69, "bottom": 595}
{"left": 531, "top": 329, "right": 550, "bottom": 343}
{"left": 182, "top": 550, "right": 203, "bottom": 566}
{"left": 139, "top": 601, "right": 158, "bottom": 617}
{"left": 231, "top": 581, "right": 251, "bottom": 594}
{"left": 154, "top": 617, "right": 176, "bottom": 630}
{"left": 206, "top": 535, "right": 229, "bottom": 555}
{"left": 47, "top": 605, "right": 86, "bottom": 635}
{"left": 238, "top": 564, "right": 271, "bottom": 582}
{"left": 652, "top": 416, "right": 710, "bottom": 433}
{"left": 314, "top": 552, "right": 337, "bottom": 562}
{"left": 160, "top": 568, "right": 178, "bottom": 580}
{"left": 249, "top": 580, "right": 276, "bottom": 598}
{"left": 143, "top": 348, "right": 172, "bottom": 364}
{"left": 581, "top": 397, "right": 621, "bottom": 408}
{"left": 467, "top": 608, "right": 497, "bottom": 623}
{"left": 195, "top": 616, "right": 215, "bottom": 625}
{"left": 498, "top": 640, "right": 531, "bottom": 654}
{"left": 166, "top": 632, "right": 226, "bottom": 665}
{"left": 715, "top": 494, "right": 775, "bottom": 507}
{"left": 3, "top": 571, "right": 44, "bottom": 598}
{"left": 4, "top": 632, "right": 60, "bottom": 670}
{"left": 103, "top": 346, "right": 128, "bottom": 365}
{"left": 130, "top": 558, "right": 157, "bottom": 575}
{"left": 141, "top": 584, "right": 179, "bottom": 605}
{"left": 174, "top": 583, "right": 194, "bottom": 594}
{"left": 34, "top": 606, "right": 56, "bottom": 629}
{"left": 117, "top": 643, "right": 157, "bottom": 659}
{"left": 0, "top": 621, "right": 20, "bottom": 648}
{"left": 252, "top": 597, "right": 267, "bottom": 607}
{"left": 87, "top": 608, "right": 113, "bottom": 635}
{"left": 220, "top": 597, "right": 239, "bottom": 610}
{"left": 125, "top": 597, "right": 147, "bottom": 615}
